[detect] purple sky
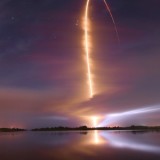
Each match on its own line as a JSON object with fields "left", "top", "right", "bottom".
{"left": 0, "top": 0, "right": 160, "bottom": 128}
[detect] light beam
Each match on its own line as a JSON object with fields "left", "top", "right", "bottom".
{"left": 92, "top": 116, "right": 98, "bottom": 127}
{"left": 98, "top": 105, "right": 160, "bottom": 127}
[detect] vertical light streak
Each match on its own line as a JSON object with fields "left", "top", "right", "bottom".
{"left": 84, "top": 0, "right": 93, "bottom": 98}
{"left": 103, "top": 0, "right": 120, "bottom": 43}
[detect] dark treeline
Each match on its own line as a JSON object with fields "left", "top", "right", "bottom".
{"left": 1, "top": 125, "right": 160, "bottom": 132}
{"left": 0, "top": 128, "right": 26, "bottom": 132}
{"left": 31, "top": 125, "right": 160, "bottom": 131}
{"left": 32, "top": 126, "right": 89, "bottom": 131}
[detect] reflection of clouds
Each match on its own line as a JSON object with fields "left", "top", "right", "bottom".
{"left": 100, "top": 131, "right": 160, "bottom": 153}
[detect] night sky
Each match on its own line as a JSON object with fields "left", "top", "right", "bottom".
{"left": 0, "top": 0, "right": 160, "bottom": 128}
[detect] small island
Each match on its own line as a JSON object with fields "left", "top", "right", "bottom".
{"left": 0, "top": 128, "right": 26, "bottom": 132}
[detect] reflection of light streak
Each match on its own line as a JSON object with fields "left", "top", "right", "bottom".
{"left": 103, "top": 0, "right": 120, "bottom": 43}
{"left": 94, "top": 131, "right": 99, "bottom": 144}
{"left": 94, "top": 131, "right": 100, "bottom": 144}
{"left": 101, "top": 131, "right": 160, "bottom": 153}
{"left": 84, "top": 0, "right": 93, "bottom": 98}
{"left": 98, "top": 105, "right": 160, "bottom": 127}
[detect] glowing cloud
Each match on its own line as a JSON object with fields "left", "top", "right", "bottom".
{"left": 98, "top": 105, "right": 160, "bottom": 127}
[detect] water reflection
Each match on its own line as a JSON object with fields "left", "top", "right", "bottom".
{"left": 100, "top": 131, "right": 160, "bottom": 153}
{"left": 94, "top": 131, "right": 99, "bottom": 144}
{"left": 0, "top": 131, "right": 160, "bottom": 160}
{"left": 83, "top": 130, "right": 160, "bottom": 154}
{"left": 92, "top": 131, "right": 106, "bottom": 145}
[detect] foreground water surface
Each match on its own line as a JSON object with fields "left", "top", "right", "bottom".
{"left": 0, "top": 130, "right": 160, "bottom": 160}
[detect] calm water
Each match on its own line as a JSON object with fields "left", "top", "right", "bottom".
{"left": 0, "top": 131, "right": 160, "bottom": 160}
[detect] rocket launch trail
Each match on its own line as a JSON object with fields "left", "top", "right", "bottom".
{"left": 103, "top": 0, "right": 120, "bottom": 43}
{"left": 84, "top": 0, "right": 119, "bottom": 98}
{"left": 84, "top": 0, "right": 93, "bottom": 98}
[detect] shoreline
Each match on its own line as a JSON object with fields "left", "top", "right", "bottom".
{"left": 1, "top": 126, "right": 160, "bottom": 132}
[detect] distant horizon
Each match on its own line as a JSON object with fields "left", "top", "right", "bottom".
{"left": 1, "top": 124, "right": 160, "bottom": 130}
